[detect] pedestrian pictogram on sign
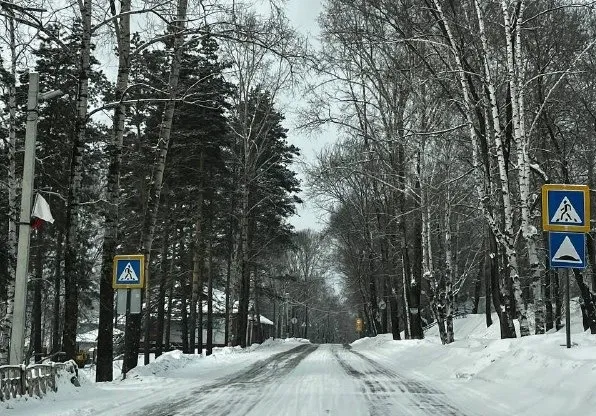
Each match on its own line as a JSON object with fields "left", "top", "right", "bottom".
{"left": 113, "top": 254, "right": 145, "bottom": 289}
{"left": 542, "top": 184, "right": 590, "bottom": 232}
{"left": 119, "top": 263, "right": 139, "bottom": 282}
{"left": 551, "top": 197, "right": 582, "bottom": 224}
{"left": 549, "top": 232, "right": 586, "bottom": 269}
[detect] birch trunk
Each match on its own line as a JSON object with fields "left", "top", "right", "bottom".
{"left": 499, "top": 0, "right": 532, "bottom": 337}
{"left": 422, "top": 186, "right": 446, "bottom": 343}
{"left": 123, "top": 0, "right": 188, "bottom": 371}
{"left": 97, "top": 0, "right": 131, "bottom": 382}
{"left": 0, "top": 11, "right": 19, "bottom": 365}
{"left": 475, "top": 0, "right": 527, "bottom": 336}
{"left": 62, "top": 0, "right": 92, "bottom": 360}
{"left": 444, "top": 193, "right": 454, "bottom": 344}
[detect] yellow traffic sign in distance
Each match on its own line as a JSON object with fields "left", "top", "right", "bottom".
{"left": 542, "top": 184, "right": 590, "bottom": 232}
{"left": 355, "top": 318, "right": 363, "bottom": 332}
{"left": 113, "top": 254, "right": 145, "bottom": 289}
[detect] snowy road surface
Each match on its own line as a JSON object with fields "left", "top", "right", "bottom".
{"left": 13, "top": 314, "right": 596, "bottom": 416}
{"left": 122, "top": 343, "right": 472, "bottom": 416}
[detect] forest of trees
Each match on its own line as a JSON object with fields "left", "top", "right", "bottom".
{"left": 2, "top": 0, "right": 596, "bottom": 389}
{"left": 0, "top": 0, "right": 354, "bottom": 383}
{"left": 303, "top": 0, "right": 596, "bottom": 345}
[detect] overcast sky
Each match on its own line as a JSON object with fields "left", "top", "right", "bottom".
{"left": 283, "top": 0, "right": 336, "bottom": 232}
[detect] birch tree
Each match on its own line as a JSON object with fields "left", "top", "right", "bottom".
{"left": 96, "top": 0, "right": 131, "bottom": 382}
{"left": 123, "top": 0, "right": 188, "bottom": 372}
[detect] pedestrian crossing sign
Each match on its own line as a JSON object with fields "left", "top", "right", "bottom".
{"left": 113, "top": 254, "right": 145, "bottom": 289}
{"left": 549, "top": 232, "right": 586, "bottom": 269}
{"left": 542, "top": 184, "right": 590, "bottom": 232}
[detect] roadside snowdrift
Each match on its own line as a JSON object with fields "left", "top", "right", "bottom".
{"left": 352, "top": 308, "right": 596, "bottom": 416}
{"left": 4, "top": 338, "right": 309, "bottom": 415}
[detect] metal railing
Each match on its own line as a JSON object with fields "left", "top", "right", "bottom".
{"left": 0, "top": 360, "right": 78, "bottom": 402}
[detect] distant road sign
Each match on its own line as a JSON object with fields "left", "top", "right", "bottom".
{"left": 113, "top": 254, "right": 145, "bottom": 289}
{"left": 355, "top": 318, "right": 363, "bottom": 332}
{"left": 542, "top": 184, "right": 590, "bottom": 232}
{"left": 549, "top": 232, "right": 586, "bottom": 269}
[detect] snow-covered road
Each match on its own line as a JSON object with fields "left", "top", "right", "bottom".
{"left": 123, "top": 343, "right": 471, "bottom": 416}
{"left": 11, "top": 313, "right": 596, "bottom": 416}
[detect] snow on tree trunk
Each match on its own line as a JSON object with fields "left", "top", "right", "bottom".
{"left": 444, "top": 190, "right": 454, "bottom": 344}
{"left": 62, "top": 0, "right": 92, "bottom": 360}
{"left": 498, "top": 0, "right": 530, "bottom": 337}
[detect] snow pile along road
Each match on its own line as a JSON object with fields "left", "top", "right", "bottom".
{"left": 352, "top": 312, "right": 596, "bottom": 416}
{"left": 3, "top": 338, "right": 310, "bottom": 416}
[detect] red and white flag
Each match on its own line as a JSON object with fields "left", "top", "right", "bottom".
{"left": 31, "top": 194, "right": 54, "bottom": 230}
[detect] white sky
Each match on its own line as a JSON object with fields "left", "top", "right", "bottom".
{"left": 283, "top": 0, "right": 335, "bottom": 232}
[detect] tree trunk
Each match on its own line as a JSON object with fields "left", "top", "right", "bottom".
{"left": 62, "top": 0, "right": 92, "bottom": 361}
{"left": 544, "top": 233, "right": 554, "bottom": 332}
{"left": 573, "top": 270, "right": 596, "bottom": 333}
{"left": 0, "top": 12, "right": 18, "bottom": 365}
{"left": 96, "top": 0, "right": 131, "bottom": 382}
{"left": 124, "top": 0, "right": 188, "bottom": 371}
{"left": 444, "top": 197, "right": 455, "bottom": 344}
{"left": 155, "top": 221, "right": 173, "bottom": 358}
{"left": 472, "top": 255, "right": 484, "bottom": 315}
{"left": 33, "top": 235, "right": 43, "bottom": 363}
{"left": 224, "top": 220, "right": 233, "bottom": 346}
{"left": 181, "top": 279, "right": 189, "bottom": 353}
{"left": 237, "top": 179, "right": 250, "bottom": 347}
{"left": 554, "top": 270, "right": 563, "bottom": 330}
{"left": 206, "top": 237, "right": 214, "bottom": 355}
{"left": 52, "top": 230, "right": 64, "bottom": 353}
{"left": 190, "top": 149, "right": 205, "bottom": 354}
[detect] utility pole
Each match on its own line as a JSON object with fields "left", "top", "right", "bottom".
{"left": 10, "top": 72, "right": 39, "bottom": 365}
{"left": 9, "top": 73, "right": 62, "bottom": 365}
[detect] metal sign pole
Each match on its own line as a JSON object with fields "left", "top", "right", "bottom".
{"left": 122, "top": 288, "right": 131, "bottom": 379}
{"left": 566, "top": 269, "right": 571, "bottom": 348}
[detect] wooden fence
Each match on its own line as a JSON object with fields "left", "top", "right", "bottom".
{"left": 0, "top": 360, "right": 78, "bottom": 402}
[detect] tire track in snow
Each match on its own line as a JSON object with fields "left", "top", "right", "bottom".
{"left": 333, "top": 344, "right": 469, "bottom": 416}
{"left": 127, "top": 343, "right": 318, "bottom": 416}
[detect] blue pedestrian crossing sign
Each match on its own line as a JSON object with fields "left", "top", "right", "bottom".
{"left": 549, "top": 232, "right": 586, "bottom": 269}
{"left": 542, "top": 184, "right": 590, "bottom": 232}
{"left": 113, "top": 254, "right": 145, "bottom": 289}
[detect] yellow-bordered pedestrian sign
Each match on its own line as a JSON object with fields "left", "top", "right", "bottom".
{"left": 542, "top": 184, "right": 590, "bottom": 232}
{"left": 113, "top": 254, "right": 145, "bottom": 289}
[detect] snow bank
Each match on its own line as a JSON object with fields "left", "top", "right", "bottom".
{"left": 351, "top": 308, "right": 596, "bottom": 416}
{"left": 4, "top": 337, "right": 307, "bottom": 415}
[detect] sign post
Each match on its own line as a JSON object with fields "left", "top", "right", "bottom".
{"left": 542, "top": 184, "right": 590, "bottom": 348}
{"left": 355, "top": 318, "right": 363, "bottom": 338}
{"left": 113, "top": 254, "right": 145, "bottom": 377}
